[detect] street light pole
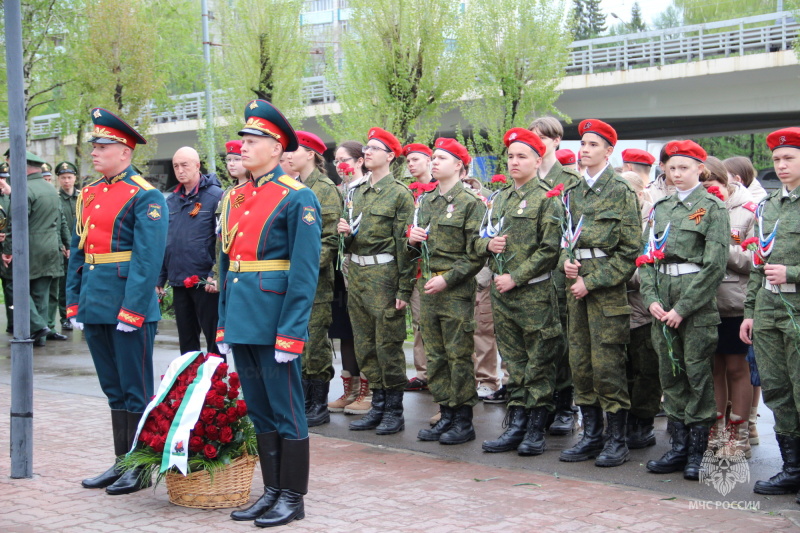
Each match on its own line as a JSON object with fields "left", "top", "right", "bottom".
{"left": 202, "top": 0, "right": 216, "bottom": 174}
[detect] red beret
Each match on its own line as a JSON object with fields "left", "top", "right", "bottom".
{"left": 621, "top": 148, "right": 655, "bottom": 165}
{"left": 296, "top": 131, "right": 326, "bottom": 155}
{"left": 367, "top": 128, "right": 402, "bottom": 158}
{"left": 503, "top": 128, "right": 545, "bottom": 157}
{"left": 767, "top": 128, "right": 800, "bottom": 151}
{"left": 402, "top": 143, "right": 432, "bottom": 158}
{"left": 556, "top": 149, "right": 576, "bottom": 165}
{"left": 578, "top": 119, "right": 617, "bottom": 147}
{"left": 664, "top": 140, "right": 707, "bottom": 162}
{"left": 225, "top": 140, "right": 242, "bottom": 155}
{"left": 433, "top": 138, "right": 471, "bottom": 166}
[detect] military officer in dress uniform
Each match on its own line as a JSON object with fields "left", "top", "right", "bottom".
{"left": 67, "top": 108, "right": 168, "bottom": 495}
{"left": 217, "top": 100, "right": 321, "bottom": 528}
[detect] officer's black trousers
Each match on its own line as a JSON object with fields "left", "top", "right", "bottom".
{"left": 172, "top": 285, "right": 220, "bottom": 356}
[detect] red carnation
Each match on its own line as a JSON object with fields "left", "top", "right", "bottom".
{"left": 236, "top": 400, "right": 248, "bottom": 418}
{"left": 337, "top": 162, "right": 354, "bottom": 176}
{"left": 491, "top": 174, "right": 507, "bottom": 184}
{"left": 183, "top": 275, "right": 201, "bottom": 288}
{"left": 635, "top": 254, "right": 653, "bottom": 268}
{"left": 203, "top": 444, "right": 218, "bottom": 459}
{"left": 546, "top": 183, "right": 565, "bottom": 198}
{"left": 200, "top": 407, "right": 216, "bottom": 424}
{"left": 205, "top": 424, "right": 220, "bottom": 441}
{"left": 754, "top": 254, "right": 764, "bottom": 266}
{"left": 193, "top": 421, "right": 206, "bottom": 437}
{"left": 189, "top": 436, "right": 204, "bottom": 452}
{"left": 652, "top": 250, "right": 665, "bottom": 261}
{"left": 741, "top": 237, "right": 758, "bottom": 251}
{"left": 706, "top": 185, "right": 725, "bottom": 201}
{"left": 219, "top": 426, "right": 234, "bottom": 444}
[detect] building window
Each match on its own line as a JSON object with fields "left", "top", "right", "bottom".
{"left": 305, "top": 0, "right": 333, "bottom": 12}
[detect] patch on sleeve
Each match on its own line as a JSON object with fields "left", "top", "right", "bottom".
{"left": 302, "top": 206, "right": 317, "bottom": 225}
{"left": 743, "top": 201, "right": 757, "bottom": 213}
{"left": 147, "top": 203, "right": 162, "bottom": 220}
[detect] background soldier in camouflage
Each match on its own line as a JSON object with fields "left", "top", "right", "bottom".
{"left": 287, "top": 132, "right": 343, "bottom": 427}
{"left": 741, "top": 128, "right": 800, "bottom": 498}
{"left": 560, "top": 120, "right": 640, "bottom": 468}
{"left": 409, "top": 138, "right": 485, "bottom": 445}
{"left": 640, "top": 140, "right": 728, "bottom": 481}
{"left": 338, "top": 128, "right": 415, "bottom": 436}
{"left": 478, "top": 128, "right": 563, "bottom": 457}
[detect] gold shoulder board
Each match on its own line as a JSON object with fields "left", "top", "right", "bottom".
{"left": 130, "top": 175, "right": 154, "bottom": 190}
{"left": 278, "top": 175, "right": 305, "bottom": 190}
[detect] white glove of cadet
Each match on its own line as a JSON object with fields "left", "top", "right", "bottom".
{"left": 275, "top": 350, "right": 298, "bottom": 363}
{"left": 116, "top": 322, "right": 137, "bottom": 333}
{"left": 217, "top": 342, "right": 231, "bottom": 355}
{"left": 70, "top": 318, "right": 84, "bottom": 331}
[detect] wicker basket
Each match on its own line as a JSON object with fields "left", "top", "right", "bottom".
{"left": 165, "top": 453, "right": 259, "bottom": 509}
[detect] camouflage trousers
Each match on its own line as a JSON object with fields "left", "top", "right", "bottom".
{"left": 301, "top": 301, "right": 334, "bottom": 382}
{"left": 552, "top": 269, "right": 572, "bottom": 392}
{"left": 492, "top": 280, "right": 561, "bottom": 410}
{"left": 347, "top": 262, "right": 407, "bottom": 391}
{"left": 419, "top": 278, "right": 478, "bottom": 408}
{"left": 626, "top": 323, "right": 662, "bottom": 419}
{"left": 567, "top": 283, "right": 631, "bottom": 413}
{"left": 753, "top": 289, "right": 800, "bottom": 437}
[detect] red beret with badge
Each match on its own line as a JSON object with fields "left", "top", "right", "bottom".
{"left": 367, "top": 128, "right": 403, "bottom": 158}
{"left": 621, "top": 148, "right": 655, "bottom": 165}
{"left": 296, "top": 131, "right": 327, "bottom": 156}
{"left": 578, "top": 119, "right": 617, "bottom": 147}
{"left": 225, "top": 140, "right": 242, "bottom": 155}
{"left": 503, "top": 127, "right": 546, "bottom": 157}
{"left": 555, "top": 149, "right": 576, "bottom": 165}
{"left": 664, "top": 140, "right": 707, "bottom": 162}
{"left": 767, "top": 127, "right": 800, "bottom": 151}
{"left": 433, "top": 138, "right": 471, "bottom": 166}
{"left": 402, "top": 143, "right": 432, "bottom": 158}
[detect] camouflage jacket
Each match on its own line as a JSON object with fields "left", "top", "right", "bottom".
{"left": 303, "top": 169, "right": 343, "bottom": 303}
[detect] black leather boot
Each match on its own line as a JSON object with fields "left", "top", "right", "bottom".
{"left": 306, "top": 380, "right": 330, "bottom": 427}
{"left": 647, "top": 420, "right": 689, "bottom": 473}
{"left": 349, "top": 389, "right": 385, "bottom": 431}
{"left": 596, "top": 410, "right": 630, "bottom": 467}
{"left": 482, "top": 405, "right": 527, "bottom": 453}
{"left": 418, "top": 405, "right": 454, "bottom": 441}
{"left": 82, "top": 409, "right": 128, "bottom": 489}
{"left": 255, "top": 437, "right": 308, "bottom": 528}
{"left": 560, "top": 405, "right": 604, "bottom": 462}
{"left": 755, "top": 434, "right": 800, "bottom": 494}
{"left": 628, "top": 416, "right": 656, "bottom": 449}
{"left": 376, "top": 390, "right": 405, "bottom": 435}
{"left": 302, "top": 379, "right": 313, "bottom": 414}
{"left": 518, "top": 407, "right": 549, "bottom": 456}
{"left": 440, "top": 405, "right": 475, "bottom": 445}
{"left": 683, "top": 424, "right": 710, "bottom": 480}
{"left": 231, "top": 432, "right": 281, "bottom": 521}
{"left": 106, "top": 412, "right": 152, "bottom": 495}
{"left": 549, "top": 386, "right": 575, "bottom": 436}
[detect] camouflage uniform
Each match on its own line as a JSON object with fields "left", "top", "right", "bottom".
{"left": 745, "top": 188, "right": 800, "bottom": 437}
{"left": 475, "top": 177, "right": 563, "bottom": 410}
{"left": 301, "top": 169, "right": 343, "bottom": 383}
{"left": 561, "top": 165, "right": 640, "bottom": 413}
{"left": 344, "top": 174, "right": 415, "bottom": 391}
{"left": 640, "top": 187, "right": 729, "bottom": 426}
{"left": 411, "top": 184, "right": 485, "bottom": 408}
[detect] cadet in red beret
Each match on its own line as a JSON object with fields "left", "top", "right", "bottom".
{"left": 366, "top": 127, "right": 403, "bottom": 158}
{"left": 741, "top": 128, "right": 800, "bottom": 497}
{"left": 409, "top": 138, "right": 485, "bottom": 444}
{"left": 556, "top": 149, "right": 577, "bottom": 169}
{"left": 224, "top": 140, "right": 246, "bottom": 186}
{"left": 621, "top": 148, "right": 655, "bottom": 187}
{"left": 560, "top": 118, "right": 641, "bottom": 468}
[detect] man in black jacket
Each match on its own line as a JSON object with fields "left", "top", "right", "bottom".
{"left": 157, "top": 146, "right": 224, "bottom": 355}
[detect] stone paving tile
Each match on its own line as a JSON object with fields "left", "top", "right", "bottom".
{"left": 1, "top": 385, "right": 798, "bottom": 532}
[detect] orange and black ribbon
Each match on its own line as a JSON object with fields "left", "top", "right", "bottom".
{"left": 189, "top": 202, "right": 202, "bottom": 217}
{"left": 688, "top": 207, "right": 706, "bottom": 225}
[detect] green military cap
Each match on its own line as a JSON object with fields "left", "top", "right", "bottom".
{"left": 56, "top": 161, "right": 78, "bottom": 175}
{"left": 239, "top": 99, "right": 299, "bottom": 152}
{"left": 88, "top": 107, "right": 147, "bottom": 148}
{"left": 3, "top": 148, "right": 46, "bottom": 166}
{"left": 0, "top": 162, "right": 9, "bottom": 178}
{"left": 41, "top": 162, "right": 53, "bottom": 176}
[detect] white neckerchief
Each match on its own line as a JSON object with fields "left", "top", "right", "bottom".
{"left": 676, "top": 182, "right": 701, "bottom": 201}
{"left": 583, "top": 163, "right": 609, "bottom": 188}
{"left": 347, "top": 174, "right": 368, "bottom": 190}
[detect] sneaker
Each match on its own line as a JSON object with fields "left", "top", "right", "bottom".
{"left": 476, "top": 385, "right": 495, "bottom": 399}
{"left": 483, "top": 385, "right": 508, "bottom": 404}
{"left": 404, "top": 377, "right": 428, "bottom": 392}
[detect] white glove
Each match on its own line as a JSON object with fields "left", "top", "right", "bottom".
{"left": 116, "top": 322, "right": 137, "bottom": 333}
{"left": 275, "top": 350, "right": 298, "bottom": 363}
{"left": 70, "top": 318, "right": 84, "bottom": 331}
{"left": 217, "top": 342, "right": 231, "bottom": 355}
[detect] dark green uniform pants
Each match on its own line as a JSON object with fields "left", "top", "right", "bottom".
{"left": 29, "top": 276, "right": 51, "bottom": 333}
{"left": 627, "top": 323, "right": 662, "bottom": 419}
{"left": 301, "top": 301, "right": 334, "bottom": 382}
{"left": 47, "top": 275, "right": 63, "bottom": 329}
{"left": 2, "top": 277, "right": 12, "bottom": 332}
{"left": 552, "top": 270, "right": 572, "bottom": 392}
{"left": 419, "top": 278, "right": 478, "bottom": 408}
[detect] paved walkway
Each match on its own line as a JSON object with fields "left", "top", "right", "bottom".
{"left": 1, "top": 385, "right": 799, "bottom": 532}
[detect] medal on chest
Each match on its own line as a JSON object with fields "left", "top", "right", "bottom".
{"left": 446, "top": 204, "right": 454, "bottom": 218}
{"left": 517, "top": 200, "right": 527, "bottom": 214}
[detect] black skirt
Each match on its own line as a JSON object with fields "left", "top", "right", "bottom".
{"left": 328, "top": 269, "right": 353, "bottom": 340}
{"left": 716, "top": 316, "right": 748, "bottom": 355}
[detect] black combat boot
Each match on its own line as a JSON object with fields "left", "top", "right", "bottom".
{"left": 440, "top": 405, "right": 476, "bottom": 445}
{"left": 518, "top": 407, "right": 549, "bottom": 456}
{"left": 106, "top": 412, "right": 152, "bottom": 495}
{"left": 647, "top": 420, "right": 689, "bottom": 473}
{"left": 375, "top": 390, "right": 405, "bottom": 435}
{"left": 559, "top": 405, "right": 604, "bottom": 462}
{"left": 755, "top": 434, "right": 800, "bottom": 494}
{"left": 482, "top": 405, "right": 527, "bottom": 453}
{"left": 349, "top": 389, "right": 385, "bottom": 431}
{"left": 302, "top": 379, "right": 313, "bottom": 414}
{"left": 306, "top": 380, "right": 330, "bottom": 427}
{"left": 628, "top": 416, "right": 656, "bottom": 449}
{"left": 549, "top": 386, "right": 575, "bottom": 436}
{"left": 418, "top": 405, "right": 454, "bottom": 441}
{"left": 82, "top": 409, "right": 128, "bottom": 489}
{"left": 231, "top": 432, "right": 281, "bottom": 521}
{"left": 255, "top": 437, "right": 308, "bottom": 528}
{"left": 596, "top": 410, "right": 630, "bottom": 467}
{"left": 683, "top": 424, "right": 710, "bottom": 480}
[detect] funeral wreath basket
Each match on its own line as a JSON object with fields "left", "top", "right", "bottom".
{"left": 120, "top": 351, "right": 258, "bottom": 509}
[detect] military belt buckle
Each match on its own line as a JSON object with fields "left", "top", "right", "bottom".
{"left": 231, "top": 260, "right": 240, "bottom": 272}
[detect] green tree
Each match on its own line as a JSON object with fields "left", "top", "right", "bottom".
{"left": 697, "top": 134, "right": 773, "bottom": 171}
{"left": 676, "top": 0, "right": 776, "bottom": 24}
{"left": 321, "top": 0, "right": 470, "bottom": 146}
{"left": 460, "top": 0, "right": 572, "bottom": 173}
{"left": 652, "top": 4, "right": 684, "bottom": 30}
{"left": 572, "top": 0, "right": 606, "bottom": 40}
{"left": 629, "top": 2, "right": 646, "bottom": 32}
